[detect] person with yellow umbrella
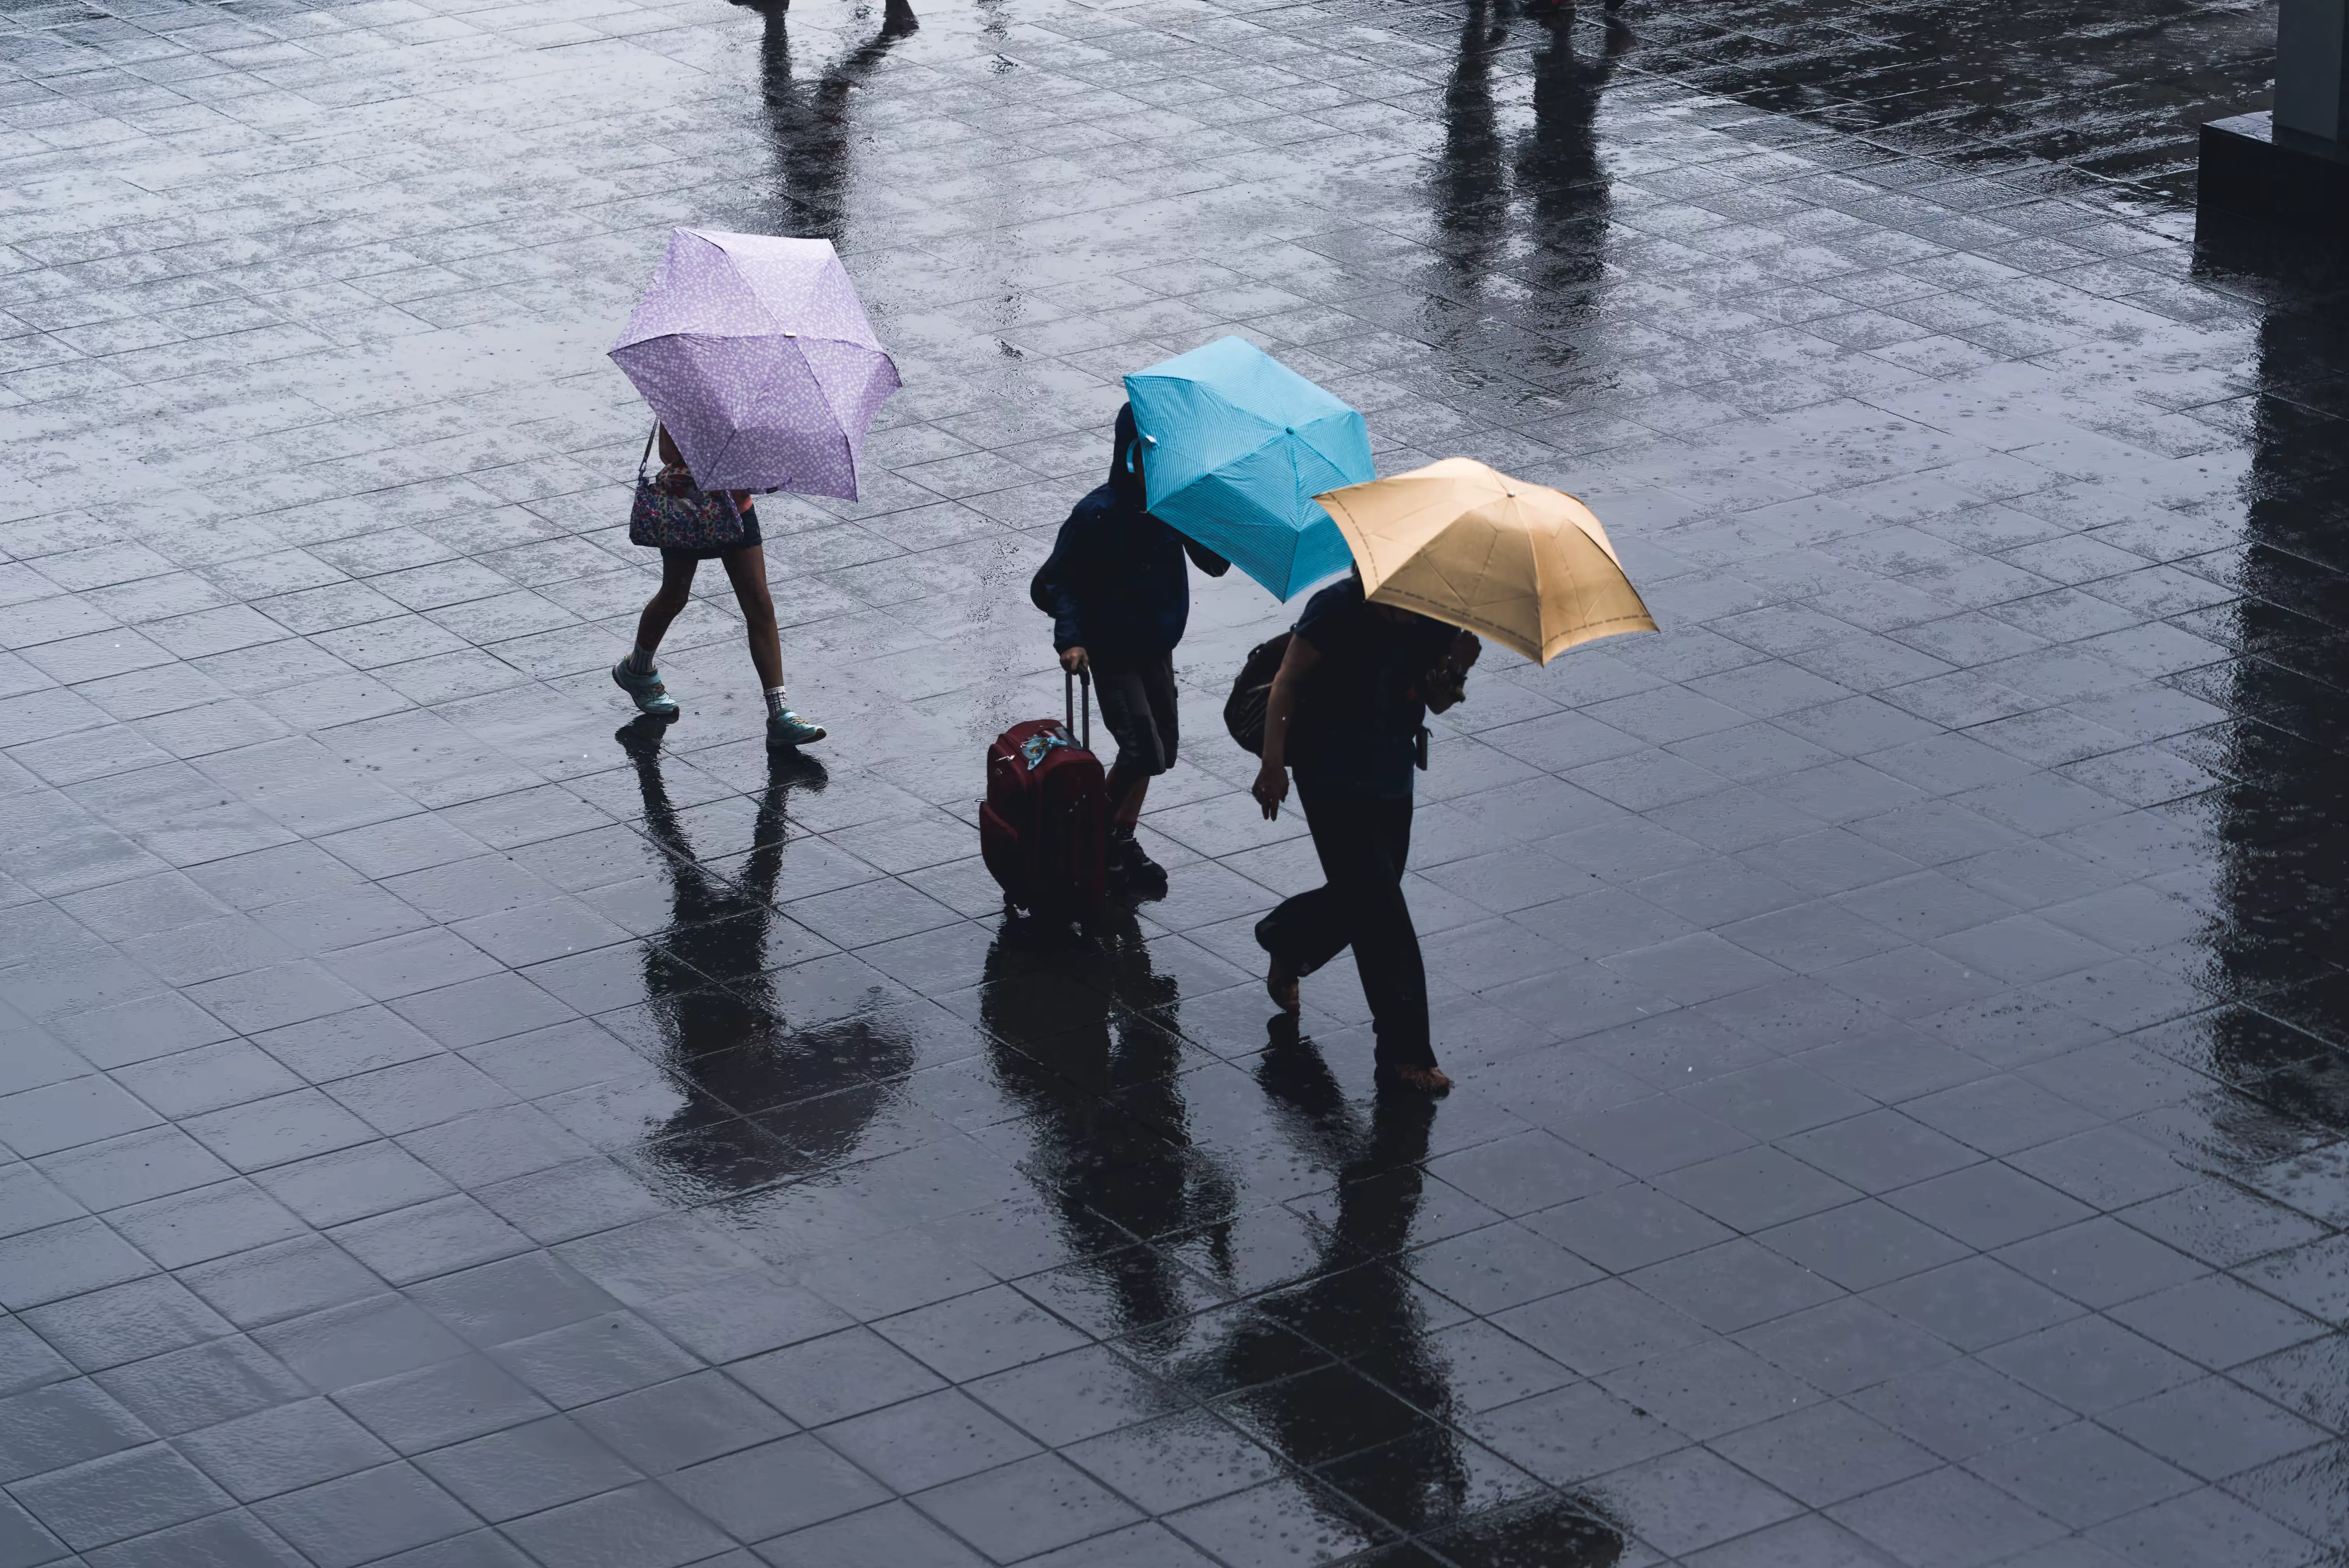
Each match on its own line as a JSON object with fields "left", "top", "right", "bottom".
{"left": 1247, "top": 459, "right": 1655, "bottom": 1096}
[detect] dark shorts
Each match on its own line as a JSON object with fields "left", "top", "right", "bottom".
{"left": 1093, "top": 655, "right": 1179, "bottom": 776}
{"left": 659, "top": 507, "right": 763, "bottom": 563}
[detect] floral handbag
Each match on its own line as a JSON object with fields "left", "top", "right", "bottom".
{"left": 628, "top": 424, "right": 744, "bottom": 552}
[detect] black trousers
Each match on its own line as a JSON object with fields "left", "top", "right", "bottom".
{"left": 1256, "top": 772, "right": 1434, "bottom": 1069}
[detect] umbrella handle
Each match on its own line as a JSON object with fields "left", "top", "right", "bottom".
{"left": 1065, "top": 667, "right": 1089, "bottom": 751}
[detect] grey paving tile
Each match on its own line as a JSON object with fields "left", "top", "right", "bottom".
{"left": 1830, "top": 1464, "right": 2069, "bottom": 1568}
{"left": 1596, "top": 1338, "right": 1823, "bottom": 1441}
{"left": 1680, "top": 1511, "right": 1908, "bottom": 1567}
{"left": 912, "top": 1450, "right": 1143, "bottom": 1561}
{"left": 335, "top": 1352, "right": 553, "bottom": 1455}
{"left": 410, "top": 1415, "right": 643, "bottom": 1524}
{"left": 0, "top": 1381, "right": 151, "bottom": 1485}
{"left": 1884, "top": 1161, "right": 2096, "bottom": 1249}
{"left": 7, "top": 1441, "right": 230, "bottom": 1551}
{"left": 1656, "top": 1145, "right": 1865, "bottom": 1232}
{"left": 1467, "top": 1382, "right": 1684, "bottom": 1486}
{"left": 818, "top": 1386, "right": 1044, "bottom": 1493}
{"left": 2102, "top": 1272, "right": 2328, "bottom": 1368}
{"left": 2085, "top": 1485, "right": 2326, "bottom": 1568}
{"left": 247, "top": 1463, "right": 478, "bottom": 1568}
{"left": 1864, "top": 1255, "right": 2086, "bottom": 1352}
{"left": 1849, "top": 1358, "right": 2075, "bottom": 1461}
{"left": 19, "top": 1275, "right": 233, "bottom": 1373}
{"left": 2102, "top": 1377, "right": 2331, "bottom": 1482}
{"left": 1964, "top": 1419, "right": 2196, "bottom": 1529}
{"left": 1978, "top": 1314, "right": 2203, "bottom": 1417}
{"left": 0, "top": 1497, "right": 65, "bottom": 1568}
{"left": 0, "top": 1219, "right": 157, "bottom": 1311}
{"left": 1712, "top": 1398, "right": 1940, "bottom": 1508}
{"left": 92, "top": 1336, "right": 310, "bottom": 1438}
{"left": 755, "top": 1499, "right": 987, "bottom": 1568}
{"left": 78, "top": 1511, "right": 308, "bottom": 1568}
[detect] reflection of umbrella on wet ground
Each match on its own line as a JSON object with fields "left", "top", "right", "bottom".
{"left": 1125, "top": 336, "right": 1375, "bottom": 601}
{"left": 616, "top": 722, "right": 913, "bottom": 1202}
{"left": 608, "top": 227, "right": 900, "bottom": 497}
{"left": 1314, "top": 458, "right": 1654, "bottom": 663}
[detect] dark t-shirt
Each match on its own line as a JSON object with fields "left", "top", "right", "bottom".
{"left": 1287, "top": 578, "right": 1460, "bottom": 797}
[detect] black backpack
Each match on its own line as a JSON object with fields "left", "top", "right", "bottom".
{"left": 1223, "top": 633, "right": 1290, "bottom": 756}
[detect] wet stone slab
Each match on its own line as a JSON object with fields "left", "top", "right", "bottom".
{"left": 0, "top": 0, "right": 2344, "bottom": 1562}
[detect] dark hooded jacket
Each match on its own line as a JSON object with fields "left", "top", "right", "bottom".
{"left": 1030, "top": 404, "right": 1229, "bottom": 664}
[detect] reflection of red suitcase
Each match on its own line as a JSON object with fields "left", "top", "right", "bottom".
{"left": 980, "top": 671, "right": 1107, "bottom": 925}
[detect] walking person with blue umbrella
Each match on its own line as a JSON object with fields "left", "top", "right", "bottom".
{"left": 1030, "top": 405, "right": 1230, "bottom": 893}
{"left": 1029, "top": 336, "right": 1377, "bottom": 893}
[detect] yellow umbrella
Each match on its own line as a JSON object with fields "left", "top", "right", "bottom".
{"left": 1313, "top": 458, "right": 1656, "bottom": 664}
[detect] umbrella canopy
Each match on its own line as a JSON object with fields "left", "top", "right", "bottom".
{"left": 1124, "top": 337, "right": 1375, "bottom": 600}
{"left": 1313, "top": 459, "right": 1656, "bottom": 664}
{"left": 610, "top": 228, "right": 899, "bottom": 498}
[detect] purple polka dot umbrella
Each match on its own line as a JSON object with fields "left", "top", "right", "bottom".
{"left": 609, "top": 228, "right": 901, "bottom": 499}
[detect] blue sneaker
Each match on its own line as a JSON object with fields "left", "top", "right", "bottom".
{"left": 767, "top": 707, "right": 826, "bottom": 748}
{"left": 611, "top": 657, "right": 678, "bottom": 719}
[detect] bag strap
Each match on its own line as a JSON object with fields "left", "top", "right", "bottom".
{"left": 638, "top": 421, "right": 659, "bottom": 480}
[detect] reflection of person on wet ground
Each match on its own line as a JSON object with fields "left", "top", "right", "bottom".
{"left": 1521, "top": 0, "right": 1623, "bottom": 22}
{"left": 1434, "top": 0, "right": 1511, "bottom": 285}
{"left": 1434, "top": 0, "right": 1630, "bottom": 385}
{"left": 978, "top": 909, "right": 1236, "bottom": 1338}
{"left": 743, "top": 0, "right": 919, "bottom": 242}
{"left": 620, "top": 721, "right": 912, "bottom": 1192}
{"left": 1519, "top": 0, "right": 1633, "bottom": 245}
{"left": 1221, "top": 1025, "right": 1457, "bottom": 1518}
{"left": 1162, "top": 1024, "right": 1625, "bottom": 1558}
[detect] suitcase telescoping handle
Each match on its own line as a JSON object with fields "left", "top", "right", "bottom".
{"left": 1065, "top": 667, "right": 1090, "bottom": 751}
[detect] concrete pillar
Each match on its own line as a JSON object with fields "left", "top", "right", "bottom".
{"left": 2274, "top": 0, "right": 2347, "bottom": 146}
{"left": 2198, "top": 0, "right": 2349, "bottom": 232}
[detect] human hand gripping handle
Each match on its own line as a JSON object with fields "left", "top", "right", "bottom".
{"left": 1419, "top": 629, "right": 1483, "bottom": 715}
{"left": 1059, "top": 646, "right": 1089, "bottom": 676}
{"left": 1251, "top": 633, "right": 1321, "bottom": 820}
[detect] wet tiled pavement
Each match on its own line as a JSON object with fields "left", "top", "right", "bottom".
{"left": 1627, "top": 0, "right": 2278, "bottom": 204}
{"left": 1, "top": 0, "right": 2346, "bottom": 1561}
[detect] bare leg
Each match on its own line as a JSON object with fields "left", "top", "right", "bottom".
{"left": 634, "top": 553, "right": 699, "bottom": 655}
{"left": 1105, "top": 766, "right": 1150, "bottom": 832}
{"left": 720, "top": 545, "right": 784, "bottom": 691}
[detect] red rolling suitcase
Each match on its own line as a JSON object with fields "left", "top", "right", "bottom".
{"left": 980, "top": 670, "right": 1107, "bottom": 925}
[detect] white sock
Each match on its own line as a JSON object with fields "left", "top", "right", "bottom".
{"left": 765, "top": 686, "right": 788, "bottom": 718}
{"left": 626, "top": 646, "right": 655, "bottom": 675}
